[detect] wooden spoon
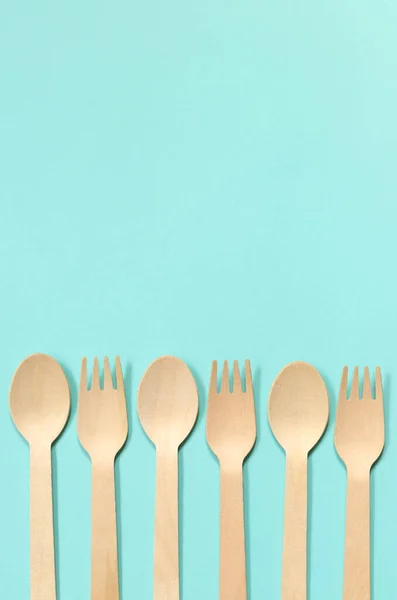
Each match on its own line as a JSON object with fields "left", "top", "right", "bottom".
{"left": 138, "top": 356, "right": 198, "bottom": 600}
{"left": 9, "top": 353, "right": 70, "bottom": 600}
{"left": 268, "top": 362, "right": 329, "bottom": 600}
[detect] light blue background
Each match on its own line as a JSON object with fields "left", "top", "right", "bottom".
{"left": 1, "top": 0, "right": 396, "bottom": 598}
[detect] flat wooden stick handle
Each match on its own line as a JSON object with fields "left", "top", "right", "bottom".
{"left": 30, "top": 445, "right": 56, "bottom": 600}
{"left": 343, "top": 471, "right": 370, "bottom": 600}
{"left": 91, "top": 461, "right": 120, "bottom": 600}
{"left": 154, "top": 449, "right": 179, "bottom": 600}
{"left": 282, "top": 454, "right": 307, "bottom": 600}
{"left": 219, "top": 464, "right": 246, "bottom": 600}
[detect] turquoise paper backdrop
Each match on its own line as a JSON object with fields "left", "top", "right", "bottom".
{"left": 1, "top": 0, "right": 396, "bottom": 598}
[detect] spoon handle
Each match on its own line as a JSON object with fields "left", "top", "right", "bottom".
{"left": 282, "top": 454, "right": 307, "bottom": 600}
{"left": 342, "top": 471, "right": 370, "bottom": 600}
{"left": 154, "top": 449, "right": 179, "bottom": 600}
{"left": 91, "top": 461, "right": 120, "bottom": 600}
{"left": 219, "top": 464, "right": 247, "bottom": 600}
{"left": 30, "top": 445, "right": 56, "bottom": 600}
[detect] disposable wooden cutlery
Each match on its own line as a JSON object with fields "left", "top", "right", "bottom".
{"left": 206, "top": 360, "right": 256, "bottom": 600}
{"left": 138, "top": 356, "right": 198, "bottom": 600}
{"left": 268, "top": 362, "right": 328, "bottom": 600}
{"left": 78, "top": 357, "right": 128, "bottom": 600}
{"left": 9, "top": 353, "right": 70, "bottom": 600}
{"left": 334, "top": 367, "right": 384, "bottom": 600}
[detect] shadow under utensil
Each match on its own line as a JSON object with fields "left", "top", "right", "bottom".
{"left": 244, "top": 363, "right": 261, "bottom": 600}
{"left": 189, "top": 363, "right": 207, "bottom": 430}
{"left": 371, "top": 370, "right": 390, "bottom": 599}
{"left": 115, "top": 361, "right": 133, "bottom": 600}
{"left": 306, "top": 369, "right": 337, "bottom": 600}
{"left": 179, "top": 363, "right": 206, "bottom": 600}
{"left": 332, "top": 369, "right": 350, "bottom": 599}
{"left": 53, "top": 361, "right": 79, "bottom": 599}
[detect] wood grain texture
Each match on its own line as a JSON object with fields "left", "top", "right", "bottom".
{"left": 138, "top": 356, "right": 198, "bottom": 600}
{"left": 9, "top": 353, "right": 70, "bottom": 600}
{"left": 154, "top": 450, "right": 179, "bottom": 600}
{"left": 343, "top": 473, "right": 370, "bottom": 599}
{"left": 334, "top": 367, "right": 384, "bottom": 600}
{"left": 78, "top": 357, "right": 128, "bottom": 600}
{"left": 91, "top": 463, "right": 119, "bottom": 599}
{"left": 268, "top": 362, "right": 329, "bottom": 600}
{"left": 219, "top": 465, "right": 246, "bottom": 600}
{"left": 30, "top": 446, "right": 56, "bottom": 599}
{"left": 206, "top": 360, "right": 256, "bottom": 600}
{"left": 282, "top": 454, "right": 307, "bottom": 600}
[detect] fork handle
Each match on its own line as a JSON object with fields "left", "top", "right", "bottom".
{"left": 91, "top": 460, "right": 120, "bottom": 600}
{"left": 343, "top": 471, "right": 370, "bottom": 600}
{"left": 219, "top": 463, "right": 247, "bottom": 600}
{"left": 30, "top": 444, "right": 56, "bottom": 600}
{"left": 154, "top": 448, "right": 179, "bottom": 600}
{"left": 282, "top": 453, "right": 307, "bottom": 600}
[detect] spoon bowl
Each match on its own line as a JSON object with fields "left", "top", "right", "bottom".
{"left": 138, "top": 355, "right": 198, "bottom": 598}
{"left": 10, "top": 353, "right": 70, "bottom": 447}
{"left": 138, "top": 356, "right": 198, "bottom": 450}
{"left": 268, "top": 361, "right": 329, "bottom": 455}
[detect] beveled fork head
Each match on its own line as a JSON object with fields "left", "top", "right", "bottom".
{"left": 206, "top": 360, "right": 256, "bottom": 465}
{"left": 334, "top": 366, "right": 384, "bottom": 472}
{"left": 78, "top": 357, "right": 128, "bottom": 462}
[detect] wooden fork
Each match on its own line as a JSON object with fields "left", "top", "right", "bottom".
{"left": 206, "top": 360, "right": 256, "bottom": 600}
{"left": 334, "top": 366, "right": 385, "bottom": 600}
{"left": 78, "top": 357, "right": 128, "bottom": 600}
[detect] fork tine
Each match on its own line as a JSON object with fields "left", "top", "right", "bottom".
{"left": 363, "top": 367, "right": 373, "bottom": 400}
{"left": 115, "top": 356, "right": 125, "bottom": 394}
{"left": 338, "top": 366, "right": 349, "bottom": 402}
{"left": 104, "top": 357, "right": 114, "bottom": 389}
{"left": 91, "top": 357, "right": 100, "bottom": 391}
{"left": 221, "top": 361, "right": 229, "bottom": 393}
{"left": 375, "top": 367, "right": 383, "bottom": 402}
{"left": 209, "top": 361, "right": 218, "bottom": 395}
{"left": 233, "top": 361, "right": 242, "bottom": 393}
{"left": 80, "top": 357, "right": 88, "bottom": 393}
{"left": 245, "top": 359, "right": 253, "bottom": 395}
{"left": 350, "top": 366, "right": 359, "bottom": 400}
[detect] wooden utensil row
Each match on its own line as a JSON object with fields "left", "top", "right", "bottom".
{"left": 9, "top": 355, "right": 384, "bottom": 600}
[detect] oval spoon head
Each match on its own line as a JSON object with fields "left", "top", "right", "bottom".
{"left": 10, "top": 354, "right": 70, "bottom": 447}
{"left": 268, "top": 362, "right": 329, "bottom": 455}
{"left": 138, "top": 356, "right": 198, "bottom": 450}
